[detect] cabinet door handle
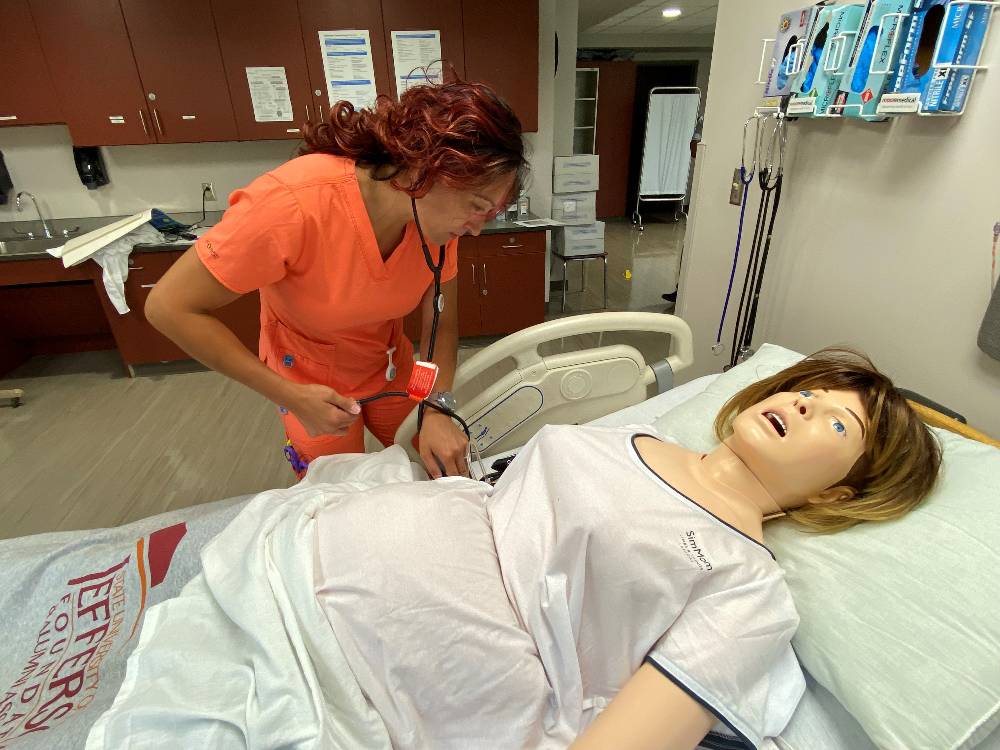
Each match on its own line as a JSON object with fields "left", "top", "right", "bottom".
{"left": 140, "top": 283, "right": 156, "bottom": 288}
{"left": 128, "top": 266, "right": 144, "bottom": 271}
{"left": 471, "top": 263, "right": 476, "bottom": 288}
{"left": 305, "top": 103, "right": 310, "bottom": 123}
{"left": 152, "top": 107, "right": 164, "bottom": 136}
{"left": 138, "top": 109, "right": 149, "bottom": 138}
{"left": 0, "top": 115, "right": 19, "bottom": 121}
{"left": 501, "top": 243, "right": 524, "bottom": 249}
{"left": 481, "top": 263, "right": 488, "bottom": 296}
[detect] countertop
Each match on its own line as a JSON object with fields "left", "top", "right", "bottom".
{"left": 0, "top": 210, "right": 560, "bottom": 263}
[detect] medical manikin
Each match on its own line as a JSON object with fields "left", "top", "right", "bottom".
{"left": 91, "top": 349, "right": 941, "bottom": 750}
{"left": 309, "top": 348, "right": 940, "bottom": 750}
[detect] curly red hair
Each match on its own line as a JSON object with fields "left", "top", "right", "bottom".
{"left": 301, "top": 77, "right": 527, "bottom": 200}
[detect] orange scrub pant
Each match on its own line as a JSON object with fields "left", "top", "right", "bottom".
{"left": 267, "top": 320, "right": 419, "bottom": 479}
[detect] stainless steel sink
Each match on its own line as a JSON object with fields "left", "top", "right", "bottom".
{"left": 0, "top": 238, "right": 66, "bottom": 256}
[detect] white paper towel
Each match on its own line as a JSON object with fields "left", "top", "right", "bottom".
{"left": 91, "top": 224, "right": 165, "bottom": 314}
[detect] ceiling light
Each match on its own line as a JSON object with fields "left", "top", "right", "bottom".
{"left": 662, "top": 7, "right": 682, "bottom": 18}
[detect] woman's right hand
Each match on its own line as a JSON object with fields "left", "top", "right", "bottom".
{"left": 287, "top": 384, "right": 361, "bottom": 437}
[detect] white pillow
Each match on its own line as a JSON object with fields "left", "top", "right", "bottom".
{"left": 653, "top": 345, "right": 1000, "bottom": 750}
{"left": 651, "top": 344, "right": 804, "bottom": 451}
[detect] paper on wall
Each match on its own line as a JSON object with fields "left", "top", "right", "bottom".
{"left": 246, "top": 67, "right": 293, "bottom": 122}
{"left": 245, "top": 67, "right": 294, "bottom": 122}
{"left": 390, "top": 30, "right": 443, "bottom": 96}
{"left": 318, "top": 30, "right": 378, "bottom": 110}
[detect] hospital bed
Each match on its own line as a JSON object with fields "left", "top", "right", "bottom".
{"left": 1, "top": 313, "right": 997, "bottom": 750}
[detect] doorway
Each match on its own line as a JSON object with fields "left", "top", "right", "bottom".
{"left": 626, "top": 62, "right": 699, "bottom": 219}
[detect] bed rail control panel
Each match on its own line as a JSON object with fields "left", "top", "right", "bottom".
{"left": 468, "top": 386, "right": 544, "bottom": 452}
{"left": 394, "top": 312, "right": 695, "bottom": 464}
{"left": 465, "top": 349, "right": 645, "bottom": 455}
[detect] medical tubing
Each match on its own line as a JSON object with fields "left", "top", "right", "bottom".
{"left": 739, "top": 165, "right": 783, "bottom": 351}
{"left": 357, "top": 391, "right": 409, "bottom": 404}
{"left": 301, "top": 199, "right": 477, "bottom": 476}
{"left": 714, "top": 165, "right": 755, "bottom": 346}
{"left": 421, "top": 399, "right": 472, "bottom": 439}
{"left": 356, "top": 391, "right": 481, "bottom": 478}
{"left": 730, "top": 172, "right": 772, "bottom": 368}
{"left": 740, "top": 174, "right": 783, "bottom": 352}
{"left": 410, "top": 197, "right": 446, "bottom": 432}
{"left": 355, "top": 392, "right": 471, "bottom": 439}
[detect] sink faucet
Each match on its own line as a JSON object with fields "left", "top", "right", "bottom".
{"left": 15, "top": 191, "right": 54, "bottom": 239}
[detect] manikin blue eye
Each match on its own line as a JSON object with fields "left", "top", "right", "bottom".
{"left": 799, "top": 390, "right": 814, "bottom": 398}
{"left": 833, "top": 420, "right": 846, "bottom": 434}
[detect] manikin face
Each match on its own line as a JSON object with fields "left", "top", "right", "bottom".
{"left": 725, "top": 388, "right": 869, "bottom": 508}
{"left": 414, "top": 172, "right": 517, "bottom": 245}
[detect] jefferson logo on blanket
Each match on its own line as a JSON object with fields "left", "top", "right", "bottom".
{"left": 0, "top": 523, "right": 187, "bottom": 748}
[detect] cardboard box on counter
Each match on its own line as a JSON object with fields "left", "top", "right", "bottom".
{"left": 553, "top": 155, "right": 600, "bottom": 193}
{"left": 554, "top": 221, "right": 605, "bottom": 257}
{"left": 550, "top": 192, "right": 597, "bottom": 226}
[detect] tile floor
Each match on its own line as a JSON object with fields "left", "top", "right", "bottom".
{"left": 0, "top": 217, "right": 684, "bottom": 539}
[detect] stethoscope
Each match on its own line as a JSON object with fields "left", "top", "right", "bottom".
{"left": 712, "top": 111, "right": 787, "bottom": 369}
{"left": 711, "top": 113, "right": 762, "bottom": 356}
{"left": 354, "top": 197, "right": 489, "bottom": 480}
{"left": 729, "top": 112, "right": 786, "bottom": 369}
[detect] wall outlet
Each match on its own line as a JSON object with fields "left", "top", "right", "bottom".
{"left": 201, "top": 182, "right": 217, "bottom": 202}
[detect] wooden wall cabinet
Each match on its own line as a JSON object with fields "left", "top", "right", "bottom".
{"left": 0, "top": 0, "right": 62, "bottom": 127}
{"left": 29, "top": 0, "right": 155, "bottom": 145}
{"left": 212, "top": 0, "right": 315, "bottom": 141}
{"left": 297, "top": 0, "right": 395, "bottom": 123}
{"left": 31, "top": 0, "right": 238, "bottom": 145}
{"left": 381, "top": 0, "right": 465, "bottom": 100}
{"left": 462, "top": 0, "right": 538, "bottom": 132}
{"left": 21, "top": 0, "right": 538, "bottom": 143}
{"left": 120, "top": 0, "right": 239, "bottom": 144}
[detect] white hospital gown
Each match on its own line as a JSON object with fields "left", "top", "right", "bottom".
{"left": 314, "top": 424, "right": 804, "bottom": 749}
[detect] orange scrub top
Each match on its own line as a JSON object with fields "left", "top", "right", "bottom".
{"left": 195, "top": 153, "right": 458, "bottom": 398}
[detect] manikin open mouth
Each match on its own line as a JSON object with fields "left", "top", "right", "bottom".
{"left": 763, "top": 411, "right": 786, "bottom": 437}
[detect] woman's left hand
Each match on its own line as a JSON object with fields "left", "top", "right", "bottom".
{"left": 419, "top": 411, "right": 470, "bottom": 478}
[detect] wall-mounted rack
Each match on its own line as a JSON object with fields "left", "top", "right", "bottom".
{"left": 755, "top": 1, "right": 997, "bottom": 120}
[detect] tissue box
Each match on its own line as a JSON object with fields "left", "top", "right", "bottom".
{"left": 788, "top": 4, "right": 866, "bottom": 117}
{"left": 765, "top": 4, "right": 822, "bottom": 97}
{"left": 554, "top": 172, "right": 599, "bottom": 193}
{"left": 554, "top": 222, "right": 605, "bottom": 258}
{"left": 551, "top": 192, "right": 597, "bottom": 226}
{"left": 553, "top": 155, "right": 600, "bottom": 193}
{"left": 884, "top": 0, "right": 949, "bottom": 112}
{"left": 877, "top": 0, "right": 976, "bottom": 113}
{"left": 934, "top": 1, "right": 990, "bottom": 112}
{"left": 834, "top": 0, "right": 915, "bottom": 120}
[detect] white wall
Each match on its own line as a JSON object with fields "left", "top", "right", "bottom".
{"left": 0, "top": 126, "right": 297, "bottom": 220}
{"left": 678, "top": 0, "right": 1000, "bottom": 434}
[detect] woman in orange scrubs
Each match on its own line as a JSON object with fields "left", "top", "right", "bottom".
{"left": 145, "top": 80, "right": 525, "bottom": 479}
